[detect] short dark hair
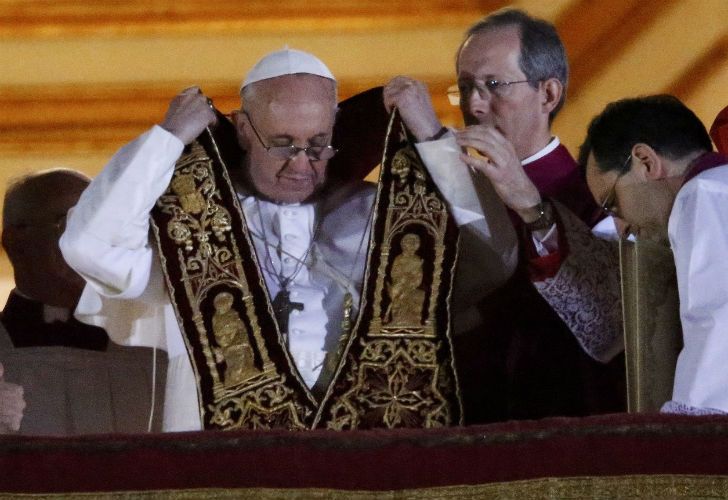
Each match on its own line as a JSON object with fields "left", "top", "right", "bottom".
{"left": 579, "top": 95, "right": 713, "bottom": 174}
{"left": 459, "top": 8, "right": 569, "bottom": 120}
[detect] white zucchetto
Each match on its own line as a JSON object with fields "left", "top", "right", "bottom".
{"left": 241, "top": 47, "right": 336, "bottom": 92}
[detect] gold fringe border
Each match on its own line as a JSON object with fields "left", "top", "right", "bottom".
{"left": 4, "top": 474, "right": 728, "bottom": 500}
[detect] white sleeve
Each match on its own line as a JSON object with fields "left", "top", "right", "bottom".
{"left": 60, "top": 125, "right": 184, "bottom": 299}
{"left": 416, "top": 134, "right": 518, "bottom": 301}
{"left": 669, "top": 177, "right": 728, "bottom": 412}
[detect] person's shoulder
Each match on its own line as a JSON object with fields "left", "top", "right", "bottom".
{"left": 697, "top": 163, "right": 728, "bottom": 182}
{"left": 682, "top": 164, "right": 728, "bottom": 195}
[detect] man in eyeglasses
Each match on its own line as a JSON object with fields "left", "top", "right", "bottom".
{"left": 385, "top": 8, "right": 625, "bottom": 423}
{"left": 61, "top": 48, "right": 517, "bottom": 431}
{"left": 583, "top": 95, "right": 727, "bottom": 415}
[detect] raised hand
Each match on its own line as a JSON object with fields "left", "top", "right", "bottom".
{"left": 456, "top": 124, "right": 543, "bottom": 222}
{"left": 160, "top": 86, "right": 218, "bottom": 145}
{"left": 383, "top": 76, "right": 442, "bottom": 142}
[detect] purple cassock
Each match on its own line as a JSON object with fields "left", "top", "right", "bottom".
{"left": 454, "top": 142, "right": 627, "bottom": 424}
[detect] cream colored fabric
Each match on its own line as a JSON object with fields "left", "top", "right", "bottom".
{"left": 0, "top": 323, "right": 166, "bottom": 435}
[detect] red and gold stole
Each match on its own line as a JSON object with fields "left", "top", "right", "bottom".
{"left": 151, "top": 88, "right": 462, "bottom": 430}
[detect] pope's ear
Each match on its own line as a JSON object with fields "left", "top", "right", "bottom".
{"left": 231, "top": 110, "right": 250, "bottom": 149}
{"left": 541, "top": 78, "right": 563, "bottom": 115}
{"left": 632, "top": 143, "right": 667, "bottom": 180}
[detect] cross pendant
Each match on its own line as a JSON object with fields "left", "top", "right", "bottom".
{"left": 272, "top": 289, "right": 304, "bottom": 339}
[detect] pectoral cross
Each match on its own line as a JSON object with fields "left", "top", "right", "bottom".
{"left": 272, "top": 289, "right": 304, "bottom": 342}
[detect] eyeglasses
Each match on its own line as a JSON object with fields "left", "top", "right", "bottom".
{"left": 243, "top": 111, "right": 337, "bottom": 161}
{"left": 599, "top": 154, "right": 633, "bottom": 217}
{"left": 447, "top": 79, "right": 536, "bottom": 105}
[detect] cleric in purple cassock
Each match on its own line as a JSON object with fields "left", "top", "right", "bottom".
{"left": 385, "top": 8, "right": 625, "bottom": 424}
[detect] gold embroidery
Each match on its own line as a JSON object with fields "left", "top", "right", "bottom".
{"left": 384, "top": 233, "right": 426, "bottom": 326}
{"left": 370, "top": 147, "right": 448, "bottom": 339}
{"left": 155, "top": 142, "right": 313, "bottom": 430}
{"left": 321, "top": 120, "right": 460, "bottom": 429}
{"left": 15, "top": 474, "right": 728, "bottom": 499}
{"left": 212, "top": 292, "right": 261, "bottom": 387}
{"left": 154, "top": 108, "right": 460, "bottom": 431}
{"left": 170, "top": 173, "right": 206, "bottom": 215}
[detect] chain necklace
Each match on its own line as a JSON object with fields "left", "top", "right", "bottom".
{"left": 255, "top": 199, "right": 322, "bottom": 341}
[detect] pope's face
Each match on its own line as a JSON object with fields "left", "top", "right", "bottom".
{"left": 238, "top": 74, "right": 336, "bottom": 204}
{"left": 457, "top": 27, "right": 548, "bottom": 159}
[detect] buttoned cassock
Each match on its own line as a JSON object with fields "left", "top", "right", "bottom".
{"left": 61, "top": 126, "right": 517, "bottom": 431}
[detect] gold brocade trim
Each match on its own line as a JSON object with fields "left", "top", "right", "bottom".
{"left": 7, "top": 475, "right": 728, "bottom": 499}
{"left": 153, "top": 140, "right": 314, "bottom": 430}
{"left": 153, "top": 105, "right": 460, "bottom": 430}
{"left": 316, "top": 113, "right": 462, "bottom": 429}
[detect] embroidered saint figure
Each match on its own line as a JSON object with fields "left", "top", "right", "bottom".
{"left": 212, "top": 291, "right": 260, "bottom": 386}
{"left": 384, "top": 233, "right": 426, "bottom": 325}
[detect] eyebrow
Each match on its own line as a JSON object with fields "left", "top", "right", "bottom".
{"left": 458, "top": 74, "right": 497, "bottom": 82}
{"left": 269, "top": 132, "right": 330, "bottom": 144}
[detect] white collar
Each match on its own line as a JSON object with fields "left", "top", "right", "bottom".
{"left": 522, "top": 137, "right": 560, "bottom": 166}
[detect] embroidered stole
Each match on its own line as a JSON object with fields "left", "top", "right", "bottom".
{"left": 151, "top": 89, "right": 462, "bottom": 430}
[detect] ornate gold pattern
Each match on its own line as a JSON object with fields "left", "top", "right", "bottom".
{"left": 327, "top": 338, "right": 449, "bottom": 430}
{"left": 154, "top": 141, "right": 312, "bottom": 430}
{"left": 384, "top": 233, "right": 426, "bottom": 325}
{"left": 211, "top": 292, "right": 261, "bottom": 386}
{"left": 153, "top": 107, "right": 459, "bottom": 430}
{"left": 11, "top": 475, "right": 728, "bottom": 499}
{"left": 320, "top": 118, "right": 461, "bottom": 429}
{"left": 370, "top": 147, "right": 448, "bottom": 338}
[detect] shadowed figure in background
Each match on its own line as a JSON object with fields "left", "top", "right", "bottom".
{"left": 0, "top": 168, "right": 165, "bottom": 435}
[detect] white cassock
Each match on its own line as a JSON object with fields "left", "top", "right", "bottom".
{"left": 60, "top": 126, "right": 518, "bottom": 431}
{"left": 662, "top": 162, "right": 728, "bottom": 415}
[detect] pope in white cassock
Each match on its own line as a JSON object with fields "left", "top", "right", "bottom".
{"left": 60, "top": 48, "right": 518, "bottom": 431}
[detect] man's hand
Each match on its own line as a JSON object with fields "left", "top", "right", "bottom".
{"left": 0, "top": 362, "right": 25, "bottom": 433}
{"left": 160, "top": 86, "right": 218, "bottom": 145}
{"left": 383, "top": 76, "right": 443, "bottom": 143}
{"left": 456, "top": 125, "right": 543, "bottom": 223}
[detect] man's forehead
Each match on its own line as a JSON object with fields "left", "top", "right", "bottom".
{"left": 252, "top": 73, "right": 334, "bottom": 98}
{"left": 458, "top": 26, "right": 522, "bottom": 75}
{"left": 248, "top": 75, "right": 334, "bottom": 112}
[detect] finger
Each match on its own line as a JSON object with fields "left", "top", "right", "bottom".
{"left": 460, "top": 152, "right": 496, "bottom": 176}
{"left": 389, "top": 75, "right": 414, "bottom": 87}
{"left": 456, "top": 130, "right": 513, "bottom": 167}
{"left": 456, "top": 133, "right": 499, "bottom": 161}
{"left": 382, "top": 90, "right": 396, "bottom": 112}
{"left": 455, "top": 125, "right": 498, "bottom": 144}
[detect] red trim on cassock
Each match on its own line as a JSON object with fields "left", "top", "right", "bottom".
{"left": 521, "top": 200, "right": 571, "bottom": 281}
